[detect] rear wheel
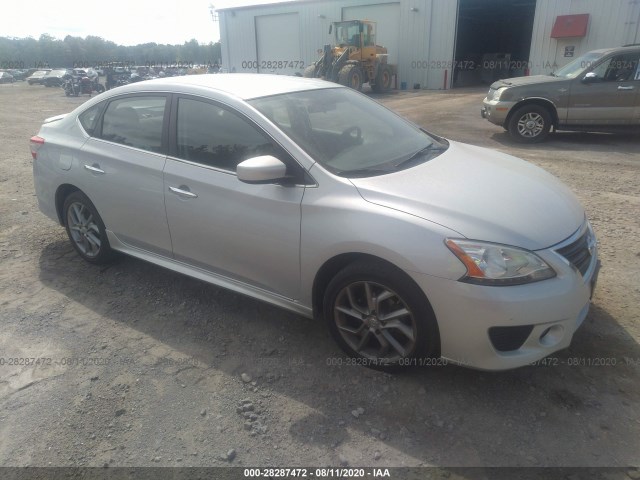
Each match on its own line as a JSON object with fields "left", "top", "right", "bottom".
{"left": 323, "top": 260, "right": 439, "bottom": 370}
{"left": 63, "top": 191, "right": 114, "bottom": 264}
{"left": 371, "top": 64, "right": 392, "bottom": 93}
{"left": 338, "top": 64, "right": 364, "bottom": 91}
{"left": 507, "top": 105, "right": 552, "bottom": 143}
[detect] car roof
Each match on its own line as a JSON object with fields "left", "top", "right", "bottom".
{"left": 109, "top": 73, "right": 340, "bottom": 100}
{"left": 588, "top": 45, "right": 640, "bottom": 55}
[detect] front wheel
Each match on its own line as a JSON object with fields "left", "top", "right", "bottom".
{"left": 507, "top": 105, "right": 552, "bottom": 143}
{"left": 338, "top": 64, "right": 364, "bottom": 91}
{"left": 302, "top": 64, "right": 317, "bottom": 78}
{"left": 63, "top": 191, "right": 114, "bottom": 264}
{"left": 323, "top": 260, "right": 440, "bottom": 370}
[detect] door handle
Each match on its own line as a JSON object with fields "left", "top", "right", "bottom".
{"left": 618, "top": 86, "right": 634, "bottom": 90}
{"left": 84, "top": 164, "right": 105, "bottom": 174}
{"left": 169, "top": 186, "right": 198, "bottom": 198}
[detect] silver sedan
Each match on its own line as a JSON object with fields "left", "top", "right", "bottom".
{"left": 31, "top": 74, "right": 599, "bottom": 370}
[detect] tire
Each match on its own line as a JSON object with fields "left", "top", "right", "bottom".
{"left": 371, "top": 64, "right": 392, "bottom": 93}
{"left": 95, "top": 84, "right": 105, "bottom": 93}
{"left": 338, "top": 64, "right": 364, "bottom": 91}
{"left": 63, "top": 191, "right": 114, "bottom": 264}
{"left": 323, "top": 260, "right": 440, "bottom": 370}
{"left": 302, "top": 64, "right": 317, "bottom": 78}
{"left": 507, "top": 104, "right": 552, "bottom": 143}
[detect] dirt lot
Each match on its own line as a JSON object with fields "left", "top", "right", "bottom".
{"left": 0, "top": 81, "right": 639, "bottom": 477}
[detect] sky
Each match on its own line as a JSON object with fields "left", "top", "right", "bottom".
{"left": 0, "top": 0, "right": 292, "bottom": 46}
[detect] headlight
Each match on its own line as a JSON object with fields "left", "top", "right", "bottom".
{"left": 492, "top": 87, "right": 506, "bottom": 101}
{"left": 445, "top": 239, "right": 556, "bottom": 286}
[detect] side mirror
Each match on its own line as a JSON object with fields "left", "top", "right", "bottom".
{"left": 582, "top": 72, "right": 599, "bottom": 83}
{"left": 237, "top": 155, "right": 287, "bottom": 184}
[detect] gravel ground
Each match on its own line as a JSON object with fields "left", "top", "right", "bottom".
{"left": 0, "top": 81, "right": 639, "bottom": 477}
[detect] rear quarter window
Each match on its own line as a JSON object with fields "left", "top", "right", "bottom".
{"left": 78, "top": 102, "right": 104, "bottom": 136}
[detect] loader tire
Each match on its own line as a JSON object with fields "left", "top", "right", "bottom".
{"left": 338, "top": 64, "right": 364, "bottom": 91}
{"left": 371, "top": 64, "right": 393, "bottom": 93}
{"left": 303, "top": 64, "right": 317, "bottom": 78}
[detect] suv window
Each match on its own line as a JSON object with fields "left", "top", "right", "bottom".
{"left": 100, "top": 96, "right": 166, "bottom": 152}
{"left": 175, "top": 98, "right": 276, "bottom": 171}
{"left": 591, "top": 54, "right": 640, "bottom": 82}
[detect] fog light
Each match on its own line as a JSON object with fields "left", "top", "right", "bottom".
{"left": 539, "top": 325, "right": 564, "bottom": 347}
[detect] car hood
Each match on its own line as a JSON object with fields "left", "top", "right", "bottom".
{"left": 350, "top": 141, "right": 584, "bottom": 251}
{"left": 490, "top": 74, "right": 566, "bottom": 89}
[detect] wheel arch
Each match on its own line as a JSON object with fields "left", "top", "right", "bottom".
{"left": 54, "top": 184, "right": 81, "bottom": 225}
{"left": 506, "top": 98, "right": 559, "bottom": 129}
{"left": 312, "top": 253, "right": 437, "bottom": 318}
{"left": 313, "top": 252, "right": 441, "bottom": 359}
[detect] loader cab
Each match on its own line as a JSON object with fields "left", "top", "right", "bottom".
{"left": 332, "top": 20, "right": 376, "bottom": 49}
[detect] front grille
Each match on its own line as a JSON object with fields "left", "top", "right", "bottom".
{"left": 488, "top": 325, "right": 534, "bottom": 352}
{"left": 556, "top": 230, "right": 592, "bottom": 277}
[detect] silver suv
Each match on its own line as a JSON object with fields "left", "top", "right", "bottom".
{"left": 481, "top": 45, "right": 640, "bottom": 142}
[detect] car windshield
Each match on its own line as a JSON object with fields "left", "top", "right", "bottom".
{"left": 249, "top": 88, "right": 446, "bottom": 177}
{"left": 552, "top": 51, "right": 606, "bottom": 78}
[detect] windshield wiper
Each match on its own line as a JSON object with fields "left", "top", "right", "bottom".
{"left": 340, "top": 168, "right": 395, "bottom": 178}
{"left": 391, "top": 144, "right": 447, "bottom": 170}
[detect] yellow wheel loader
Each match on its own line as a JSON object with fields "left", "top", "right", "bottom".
{"left": 303, "top": 20, "right": 395, "bottom": 92}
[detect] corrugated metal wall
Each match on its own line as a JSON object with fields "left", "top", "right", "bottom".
{"left": 529, "top": 0, "right": 640, "bottom": 75}
{"left": 219, "top": 0, "right": 638, "bottom": 88}
{"left": 219, "top": 0, "right": 458, "bottom": 90}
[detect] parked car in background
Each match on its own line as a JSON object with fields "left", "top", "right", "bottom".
{"left": 7, "top": 69, "right": 27, "bottom": 81}
{"left": 31, "top": 74, "right": 599, "bottom": 371}
{"left": 481, "top": 44, "right": 640, "bottom": 142}
{"left": 27, "top": 69, "right": 52, "bottom": 85}
{"left": 42, "top": 69, "right": 70, "bottom": 87}
{"left": 0, "top": 71, "right": 15, "bottom": 83}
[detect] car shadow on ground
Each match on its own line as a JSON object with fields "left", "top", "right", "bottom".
{"left": 37, "top": 240, "right": 640, "bottom": 469}
{"left": 490, "top": 131, "right": 640, "bottom": 154}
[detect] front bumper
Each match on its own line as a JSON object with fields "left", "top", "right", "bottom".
{"left": 410, "top": 223, "right": 599, "bottom": 370}
{"left": 481, "top": 98, "right": 516, "bottom": 126}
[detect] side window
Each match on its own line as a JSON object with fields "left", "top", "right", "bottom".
{"left": 592, "top": 54, "right": 640, "bottom": 82}
{"left": 78, "top": 102, "right": 104, "bottom": 136}
{"left": 100, "top": 96, "right": 166, "bottom": 152}
{"left": 176, "top": 98, "right": 276, "bottom": 171}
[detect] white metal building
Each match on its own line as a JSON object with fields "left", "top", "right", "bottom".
{"left": 218, "top": 0, "right": 640, "bottom": 89}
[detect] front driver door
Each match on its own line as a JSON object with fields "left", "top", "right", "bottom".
{"left": 163, "top": 96, "right": 305, "bottom": 300}
{"left": 566, "top": 53, "right": 640, "bottom": 125}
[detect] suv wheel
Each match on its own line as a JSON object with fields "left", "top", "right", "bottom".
{"left": 323, "top": 260, "right": 439, "bottom": 370}
{"left": 508, "top": 105, "right": 552, "bottom": 143}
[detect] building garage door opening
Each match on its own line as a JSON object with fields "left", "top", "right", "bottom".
{"left": 453, "top": 0, "right": 537, "bottom": 88}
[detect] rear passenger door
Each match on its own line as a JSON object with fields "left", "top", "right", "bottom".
{"left": 79, "top": 94, "right": 173, "bottom": 255}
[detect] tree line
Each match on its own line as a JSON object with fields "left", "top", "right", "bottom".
{"left": 0, "top": 34, "right": 222, "bottom": 70}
